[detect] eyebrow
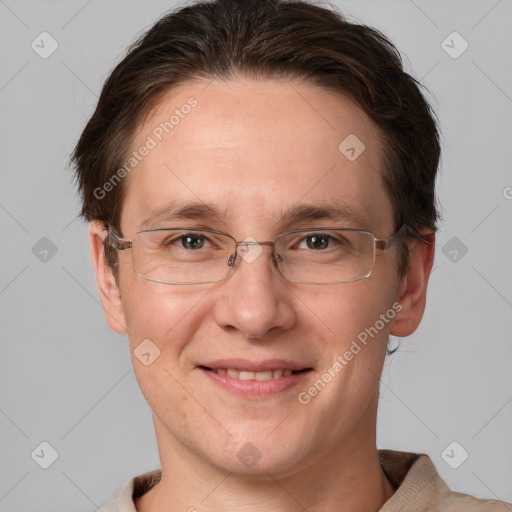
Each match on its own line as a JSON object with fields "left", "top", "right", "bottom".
{"left": 276, "top": 202, "right": 370, "bottom": 230}
{"left": 138, "top": 200, "right": 370, "bottom": 231}
{"left": 138, "top": 201, "right": 229, "bottom": 230}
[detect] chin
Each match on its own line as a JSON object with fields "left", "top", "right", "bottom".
{"left": 213, "top": 435, "right": 309, "bottom": 477}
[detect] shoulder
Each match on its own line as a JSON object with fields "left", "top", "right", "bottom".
{"left": 427, "top": 491, "right": 512, "bottom": 511}
{"left": 95, "top": 499, "right": 119, "bottom": 512}
{"left": 95, "top": 469, "right": 162, "bottom": 512}
{"left": 378, "top": 449, "right": 512, "bottom": 512}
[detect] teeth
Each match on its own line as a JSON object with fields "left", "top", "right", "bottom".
{"left": 254, "top": 370, "right": 273, "bottom": 380}
{"left": 212, "top": 368, "right": 295, "bottom": 380}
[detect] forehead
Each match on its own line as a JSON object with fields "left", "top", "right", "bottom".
{"left": 120, "top": 78, "right": 394, "bottom": 235}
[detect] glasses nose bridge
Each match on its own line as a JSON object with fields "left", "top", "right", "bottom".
{"left": 235, "top": 240, "right": 277, "bottom": 258}
{"left": 236, "top": 240, "right": 275, "bottom": 248}
{"left": 228, "top": 239, "right": 279, "bottom": 270}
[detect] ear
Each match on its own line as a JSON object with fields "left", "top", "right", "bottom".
{"left": 390, "top": 231, "right": 435, "bottom": 337}
{"left": 88, "top": 220, "right": 127, "bottom": 334}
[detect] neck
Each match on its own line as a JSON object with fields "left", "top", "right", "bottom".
{"left": 135, "top": 417, "right": 395, "bottom": 512}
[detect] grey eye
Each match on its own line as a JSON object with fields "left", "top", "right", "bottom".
{"left": 179, "top": 234, "right": 206, "bottom": 250}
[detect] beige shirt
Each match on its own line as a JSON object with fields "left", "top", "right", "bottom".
{"left": 97, "top": 450, "right": 512, "bottom": 511}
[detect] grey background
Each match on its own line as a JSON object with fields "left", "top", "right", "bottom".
{"left": 1, "top": 0, "right": 511, "bottom": 510}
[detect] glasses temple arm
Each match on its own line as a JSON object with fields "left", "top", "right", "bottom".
{"left": 107, "top": 230, "right": 132, "bottom": 251}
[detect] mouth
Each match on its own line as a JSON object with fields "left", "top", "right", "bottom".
{"left": 197, "top": 359, "right": 314, "bottom": 397}
{"left": 199, "top": 366, "right": 312, "bottom": 381}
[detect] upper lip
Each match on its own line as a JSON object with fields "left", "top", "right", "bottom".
{"left": 199, "top": 359, "right": 313, "bottom": 372}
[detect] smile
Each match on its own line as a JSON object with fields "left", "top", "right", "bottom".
{"left": 201, "top": 367, "right": 307, "bottom": 380}
{"left": 199, "top": 365, "right": 313, "bottom": 398}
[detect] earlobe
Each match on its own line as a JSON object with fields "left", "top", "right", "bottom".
{"left": 390, "top": 232, "right": 435, "bottom": 337}
{"left": 88, "top": 220, "right": 127, "bottom": 334}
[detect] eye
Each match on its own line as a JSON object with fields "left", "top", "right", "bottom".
{"left": 165, "top": 233, "right": 209, "bottom": 250}
{"left": 182, "top": 234, "right": 205, "bottom": 249}
{"left": 299, "top": 233, "right": 335, "bottom": 250}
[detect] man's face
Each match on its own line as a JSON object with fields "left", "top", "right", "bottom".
{"left": 103, "top": 78, "right": 407, "bottom": 475}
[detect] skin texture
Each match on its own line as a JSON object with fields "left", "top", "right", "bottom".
{"left": 89, "top": 77, "right": 435, "bottom": 512}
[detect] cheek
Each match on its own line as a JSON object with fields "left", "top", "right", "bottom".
{"left": 117, "top": 251, "right": 188, "bottom": 337}
{"left": 300, "top": 278, "right": 396, "bottom": 346}
{"left": 118, "top": 266, "right": 221, "bottom": 386}
{"left": 120, "top": 276, "right": 208, "bottom": 347}
{"left": 303, "top": 280, "right": 395, "bottom": 394}
{"left": 119, "top": 279, "right": 207, "bottom": 412}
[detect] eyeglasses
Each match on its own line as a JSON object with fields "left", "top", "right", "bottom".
{"left": 107, "top": 225, "right": 406, "bottom": 285}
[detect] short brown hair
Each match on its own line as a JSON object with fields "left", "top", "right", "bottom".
{"left": 70, "top": 0, "right": 441, "bottom": 276}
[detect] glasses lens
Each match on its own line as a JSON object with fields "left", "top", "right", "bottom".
{"left": 276, "top": 229, "right": 375, "bottom": 283}
{"left": 131, "top": 229, "right": 235, "bottom": 284}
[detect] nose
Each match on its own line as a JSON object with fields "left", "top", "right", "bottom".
{"left": 213, "top": 243, "right": 296, "bottom": 339}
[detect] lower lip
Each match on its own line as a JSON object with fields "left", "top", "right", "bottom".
{"left": 199, "top": 367, "right": 312, "bottom": 398}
